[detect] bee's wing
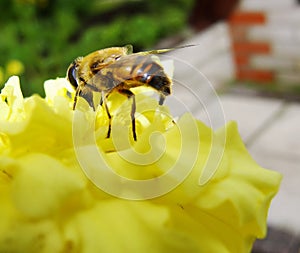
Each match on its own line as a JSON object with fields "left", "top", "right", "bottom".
{"left": 135, "top": 44, "right": 196, "bottom": 56}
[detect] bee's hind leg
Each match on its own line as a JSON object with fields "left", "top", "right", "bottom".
{"left": 118, "top": 89, "right": 137, "bottom": 141}
{"left": 158, "top": 94, "right": 166, "bottom": 106}
{"left": 103, "top": 96, "right": 112, "bottom": 139}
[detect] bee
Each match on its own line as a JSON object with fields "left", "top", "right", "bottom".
{"left": 67, "top": 45, "right": 189, "bottom": 141}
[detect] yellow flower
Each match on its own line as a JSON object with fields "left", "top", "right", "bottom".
{"left": 5, "top": 60, "right": 25, "bottom": 77}
{"left": 0, "top": 76, "right": 281, "bottom": 253}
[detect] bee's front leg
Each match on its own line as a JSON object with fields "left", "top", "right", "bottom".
{"left": 73, "top": 88, "right": 81, "bottom": 110}
{"left": 73, "top": 84, "right": 97, "bottom": 111}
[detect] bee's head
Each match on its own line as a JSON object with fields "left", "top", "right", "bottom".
{"left": 67, "top": 59, "right": 80, "bottom": 89}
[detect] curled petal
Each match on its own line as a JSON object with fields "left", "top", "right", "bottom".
{"left": 0, "top": 76, "right": 25, "bottom": 125}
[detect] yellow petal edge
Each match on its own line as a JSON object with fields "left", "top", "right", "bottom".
{"left": 0, "top": 76, "right": 281, "bottom": 253}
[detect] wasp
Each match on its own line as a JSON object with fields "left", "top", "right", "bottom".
{"left": 67, "top": 45, "right": 190, "bottom": 141}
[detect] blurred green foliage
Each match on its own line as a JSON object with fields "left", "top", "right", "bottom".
{"left": 0, "top": 0, "right": 194, "bottom": 96}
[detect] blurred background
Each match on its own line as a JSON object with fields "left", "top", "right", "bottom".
{"left": 1, "top": 0, "right": 299, "bottom": 100}
{"left": 1, "top": 0, "right": 299, "bottom": 252}
{"left": 0, "top": 0, "right": 196, "bottom": 96}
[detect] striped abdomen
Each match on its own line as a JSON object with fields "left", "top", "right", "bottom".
{"left": 103, "top": 54, "right": 171, "bottom": 96}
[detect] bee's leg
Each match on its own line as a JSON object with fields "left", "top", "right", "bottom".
{"left": 73, "top": 88, "right": 81, "bottom": 110}
{"left": 73, "top": 85, "right": 97, "bottom": 110}
{"left": 118, "top": 89, "right": 137, "bottom": 141}
{"left": 158, "top": 94, "right": 166, "bottom": 106}
{"left": 103, "top": 96, "right": 112, "bottom": 138}
{"left": 131, "top": 95, "right": 137, "bottom": 141}
{"left": 158, "top": 93, "right": 175, "bottom": 125}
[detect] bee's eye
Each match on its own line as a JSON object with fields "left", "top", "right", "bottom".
{"left": 67, "top": 63, "right": 78, "bottom": 88}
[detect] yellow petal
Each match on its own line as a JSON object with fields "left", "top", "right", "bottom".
{"left": 0, "top": 76, "right": 25, "bottom": 133}
{"left": 12, "top": 153, "right": 85, "bottom": 218}
{"left": 151, "top": 122, "right": 281, "bottom": 253}
{"left": 64, "top": 200, "right": 202, "bottom": 253}
{"left": 0, "top": 219, "right": 63, "bottom": 253}
{"left": 0, "top": 133, "right": 11, "bottom": 156}
{"left": 44, "top": 78, "right": 74, "bottom": 117}
{"left": 6, "top": 95, "right": 73, "bottom": 156}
